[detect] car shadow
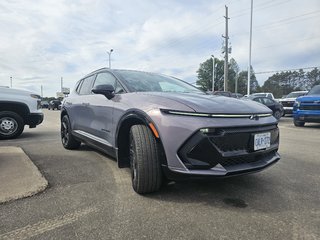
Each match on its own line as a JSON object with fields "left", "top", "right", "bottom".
{"left": 145, "top": 173, "right": 290, "bottom": 213}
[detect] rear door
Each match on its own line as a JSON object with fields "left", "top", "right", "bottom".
{"left": 69, "top": 75, "right": 96, "bottom": 133}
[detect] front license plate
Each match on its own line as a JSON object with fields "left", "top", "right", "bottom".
{"left": 254, "top": 132, "right": 271, "bottom": 151}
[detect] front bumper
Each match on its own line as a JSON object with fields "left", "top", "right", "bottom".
{"left": 163, "top": 152, "right": 280, "bottom": 180}
{"left": 162, "top": 124, "right": 280, "bottom": 179}
{"left": 149, "top": 109, "right": 280, "bottom": 178}
{"left": 25, "top": 113, "right": 44, "bottom": 127}
{"left": 293, "top": 109, "right": 320, "bottom": 123}
{"left": 283, "top": 106, "right": 293, "bottom": 114}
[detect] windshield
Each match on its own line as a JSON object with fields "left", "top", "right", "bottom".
{"left": 308, "top": 85, "right": 320, "bottom": 95}
{"left": 286, "top": 92, "right": 306, "bottom": 98}
{"left": 114, "top": 70, "right": 204, "bottom": 94}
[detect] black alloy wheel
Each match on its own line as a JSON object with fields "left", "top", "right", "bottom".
{"left": 61, "top": 115, "right": 81, "bottom": 149}
{"left": 273, "top": 110, "right": 282, "bottom": 120}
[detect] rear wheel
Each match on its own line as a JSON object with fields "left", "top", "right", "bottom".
{"left": 129, "top": 125, "right": 163, "bottom": 194}
{"left": 61, "top": 115, "right": 81, "bottom": 149}
{"left": 0, "top": 111, "right": 24, "bottom": 140}
{"left": 293, "top": 119, "right": 305, "bottom": 127}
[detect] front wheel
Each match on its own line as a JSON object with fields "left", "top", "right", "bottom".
{"left": 129, "top": 125, "right": 163, "bottom": 194}
{"left": 273, "top": 110, "right": 282, "bottom": 120}
{"left": 293, "top": 119, "right": 305, "bottom": 127}
{"left": 0, "top": 111, "right": 24, "bottom": 140}
{"left": 61, "top": 115, "right": 81, "bottom": 149}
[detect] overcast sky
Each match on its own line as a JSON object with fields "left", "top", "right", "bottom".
{"left": 0, "top": 0, "right": 319, "bottom": 96}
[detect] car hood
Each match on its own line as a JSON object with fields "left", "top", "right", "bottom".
{"left": 297, "top": 95, "right": 320, "bottom": 102}
{"left": 279, "top": 97, "right": 296, "bottom": 102}
{"left": 141, "top": 92, "right": 271, "bottom": 114}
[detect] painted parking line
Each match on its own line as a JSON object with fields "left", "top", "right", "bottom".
{"left": 0, "top": 206, "right": 98, "bottom": 240}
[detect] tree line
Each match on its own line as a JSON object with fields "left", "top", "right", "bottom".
{"left": 196, "top": 57, "right": 320, "bottom": 98}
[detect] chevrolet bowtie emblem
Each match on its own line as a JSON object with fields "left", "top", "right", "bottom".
{"left": 249, "top": 115, "right": 259, "bottom": 120}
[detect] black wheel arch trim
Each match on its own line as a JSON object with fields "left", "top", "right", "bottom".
{"left": 0, "top": 101, "right": 31, "bottom": 115}
{"left": 115, "top": 109, "right": 167, "bottom": 168}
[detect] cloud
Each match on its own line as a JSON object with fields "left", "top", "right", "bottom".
{"left": 0, "top": 0, "right": 319, "bottom": 95}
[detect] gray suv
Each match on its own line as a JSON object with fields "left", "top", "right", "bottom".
{"left": 61, "top": 68, "right": 280, "bottom": 193}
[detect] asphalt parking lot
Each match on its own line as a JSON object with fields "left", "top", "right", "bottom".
{"left": 0, "top": 110, "right": 319, "bottom": 240}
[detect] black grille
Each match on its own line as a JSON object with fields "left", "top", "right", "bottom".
{"left": 179, "top": 124, "right": 279, "bottom": 170}
{"left": 208, "top": 125, "right": 278, "bottom": 153}
{"left": 281, "top": 101, "right": 294, "bottom": 107}
{"left": 218, "top": 152, "right": 276, "bottom": 167}
{"left": 300, "top": 105, "right": 320, "bottom": 110}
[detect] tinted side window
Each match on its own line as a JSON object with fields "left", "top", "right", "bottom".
{"left": 254, "top": 97, "right": 263, "bottom": 104}
{"left": 263, "top": 98, "right": 274, "bottom": 105}
{"left": 75, "top": 80, "right": 83, "bottom": 94}
{"left": 79, "top": 75, "right": 95, "bottom": 95}
{"left": 93, "top": 72, "right": 116, "bottom": 88}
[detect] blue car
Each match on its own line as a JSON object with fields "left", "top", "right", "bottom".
{"left": 293, "top": 85, "right": 320, "bottom": 127}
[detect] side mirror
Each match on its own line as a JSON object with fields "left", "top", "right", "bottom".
{"left": 92, "top": 84, "right": 115, "bottom": 100}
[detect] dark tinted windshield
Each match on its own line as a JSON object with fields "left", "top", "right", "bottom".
{"left": 114, "top": 70, "right": 203, "bottom": 94}
{"left": 308, "top": 85, "right": 320, "bottom": 95}
{"left": 286, "top": 92, "right": 307, "bottom": 98}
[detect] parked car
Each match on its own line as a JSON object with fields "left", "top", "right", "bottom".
{"left": 48, "top": 100, "right": 61, "bottom": 110}
{"left": 212, "top": 91, "right": 232, "bottom": 97}
{"left": 0, "top": 87, "right": 43, "bottom": 139}
{"left": 61, "top": 68, "right": 280, "bottom": 194}
{"left": 41, "top": 100, "right": 49, "bottom": 108}
{"left": 293, "top": 85, "right": 320, "bottom": 127}
{"left": 247, "top": 96, "right": 284, "bottom": 120}
{"left": 212, "top": 91, "right": 243, "bottom": 98}
{"left": 251, "top": 92, "right": 275, "bottom": 100}
{"left": 278, "top": 91, "right": 308, "bottom": 116}
{"left": 231, "top": 93, "right": 244, "bottom": 98}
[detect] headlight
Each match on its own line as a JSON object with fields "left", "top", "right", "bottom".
{"left": 160, "top": 109, "right": 272, "bottom": 118}
{"left": 294, "top": 100, "right": 300, "bottom": 108}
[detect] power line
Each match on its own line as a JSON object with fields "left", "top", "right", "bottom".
{"left": 254, "top": 35, "right": 320, "bottom": 50}
{"left": 255, "top": 66, "right": 319, "bottom": 75}
{"left": 254, "top": 10, "right": 320, "bottom": 29}
{"left": 231, "top": 10, "right": 320, "bottom": 37}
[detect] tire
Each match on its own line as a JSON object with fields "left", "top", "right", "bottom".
{"left": 293, "top": 119, "right": 305, "bottom": 127}
{"left": 129, "top": 125, "right": 163, "bottom": 194}
{"left": 0, "top": 111, "right": 24, "bottom": 140}
{"left": 273, "top": 110, "right": 282, "bottom": 120}
{"left": 61, "top": 115, "right": 81, "bottom": 149}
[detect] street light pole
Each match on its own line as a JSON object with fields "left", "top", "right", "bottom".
{"left": 107, "top": 49, "right": 113, "bottom": 68}
{"left": 247, "top": 0, "right": 253, "bottom": 96}
{"left": 211, "top": 55, "right": 215, "bottom": 92}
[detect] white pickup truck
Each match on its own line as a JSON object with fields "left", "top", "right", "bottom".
{"left": 0, "top": 87, "right": 43, "bottom": 139}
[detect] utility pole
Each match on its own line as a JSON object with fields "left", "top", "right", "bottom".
{"left": 10, "top": 76, "right": 12, "bottom": 88}
{"left": 211, "top": 55, "right": 215, "bottom": 92}
{"left": 222, "top": 5, "right": 230, "bottom": 92}
{"left": 247, "top": 0, "right": 253, "bottom": 96}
